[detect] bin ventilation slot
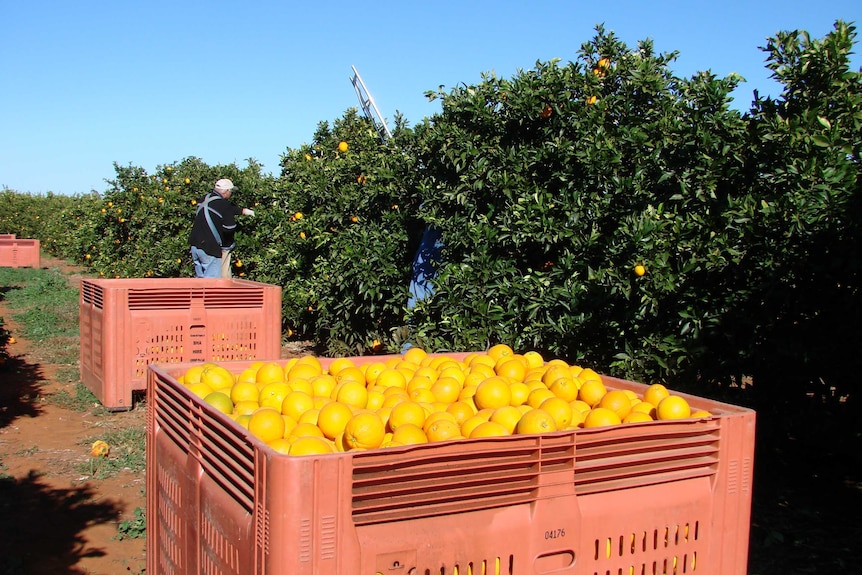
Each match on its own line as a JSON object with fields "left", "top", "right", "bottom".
{"left": 574, "top": 423, "right": 721, "bottom": 495}
{"left": 351, "top": 435, "right": 575, "bottom": 525}
{"left": 127, "top": 288, "right": 265, "bottom": 310}
{"left": 81, "top": 283, "right": 105, "bottom": 308}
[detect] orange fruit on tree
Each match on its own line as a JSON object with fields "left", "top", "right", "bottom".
{"left": 642, "top": 383, "right": 670, "bottom": 407}
{"left": 316, "top": 401, "right": 354, "bottom": 440}
{"left": 337, "top": 141, "right": 349, "bottom": 153}
{"left": 256, "top": 362, "right": 285, "bottom": 385}
{"left": 516, "top": 408, "right": 558, "bottom": 435}
{"left": 281, "top": 390, "right": 315, "bottom": 421}
{"left": 489, "top": 405, "right": 523, "bottom": 434}
{"left": 343, "top": 412, "right": 386, "bottom": 450}
{"left": 656, "top": 395, "right": 692, "bottom": 420}
{"left": 247, "top": 408, "right": 286, "bottom": 443}
{"left": 578, "top": 380, "right": 608, "bottom": 407}
{"left": 391, "top": 423, "right": 428, "bottom": 445}
{"left": 598, "top": 389, "right": 633, "bottom": 420}
{"left": 539, "top": 396, "right": 574, "bottom": 429}
{"left": 469, "top": 420, "right": 510, "bottom": 438}
{"left": 289, "top": 436, "right": 333, "bottom": 456}
{"left": 583, "top": 407, "right": 622, "bottom": 428}
{"left": 474, "top": 377, "right": 512, "bottom": 410}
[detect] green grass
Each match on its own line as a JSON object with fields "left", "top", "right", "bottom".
{"left": 48, "top": 382, "right": 108, "bottom": 414}
{"left": 115, "top": 506, "right": 147, "bottom": 541}
{"left": 77, "top": 426, "right": 146, "bottom": 479}
{"left": 0, "top": 267, "right": 80, "bottom": 365}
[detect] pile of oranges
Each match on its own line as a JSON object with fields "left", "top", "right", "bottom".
{"left": 178, "top": 344, "right": 711, "bottom": 457}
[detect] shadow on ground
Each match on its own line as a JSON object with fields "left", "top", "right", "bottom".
{"left": 0, "top": 355, "right": 46, "bottom": 428}
{"left": 0, "top": 470, "right": 124, "bottom": 575}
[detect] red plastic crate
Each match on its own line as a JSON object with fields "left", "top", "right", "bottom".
{"left": 80, "top": 277, "right": 281, "bottom": 410}
{"left": 146, "top": 354, "right": 756, "bottom": 575}
{"left": 0, "top": 238, "right": 40, "bottom": 268}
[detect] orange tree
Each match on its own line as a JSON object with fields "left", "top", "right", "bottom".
{"left": 245, "top": 109, "right": 425, "bottom": 354}
{"left": 408, "top": 25, "right": 754, "bottom": 386}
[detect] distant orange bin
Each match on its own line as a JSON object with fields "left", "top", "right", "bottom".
{"left": 80, "top": 277, "right": 281, "bottom": 410}
{"left": 146, "top": 354, "right": 755, "bottom": 575}
{"left": 0, "top": 238, "right": 41, "bottom": 268}
{"left": 0, "top": 233, "right": 16, "bottom": 239}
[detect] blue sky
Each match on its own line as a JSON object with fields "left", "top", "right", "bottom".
{"left": 1, "top": 1, "right": 859, "bottom": 196}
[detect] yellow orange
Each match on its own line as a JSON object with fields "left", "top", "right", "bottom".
{"left": 469, "top": 421, "right": 510, "bottom": 438}
{"left": 474, "top": 377, "right": 512, "bottom": 410}
{"left": 578, "top": 380, "right": 608, "bottom": 407}
{"left": 516, "top": 408, "right": 558, "bottom": 435}
{"left": 401, "top": 347, "right": 428, "bottom": 366}
{"left": 539, "top": 396, "right": 574, "bottom": 429}
{"left": 656, "top": 395, "right": 692, "bottom": 420}
{"left": 583, "top": 407, "right": 622, "bottom": 428}
{"left": 289, "top": 436, "right": 333, "bottom": 456}
{"left": 230, "top": 381, "right": 260, "bottom": 404}
{"left": 642, "top": 383, "right": 671, "bottom": 407}
{"left": 391, "top": 423, "right": 428, "bottom": 445}
{"left": 522, "top": 350, "right": 545, "bottom": 369}
{"left": 495, "top": 357, "right": 527, "bottom": 382}
{"left": 489, "top": 405, "right": 523, "bottom": 434}
{"left": 256, "top": 362, "right": 285, "bottom": 385}
{"left": 316, "top": 401, "right": 354, "bottom": 440}
{"left": 548, "top": 377, "right": 579, "bottom": 402}
{"left": 425, "top": 418, "right": 462, "bottom": 442}
{"left": 335, "top": 380, "right": 368, "bottom": 408}
{"left": 388, "top": 400, "right": 426, "bottom": 431}
{"left": 598, "top": 389, "right": 632, "bottom": 420}
{"left": 247, "top": 408, "right": 286, "bottom": 443}
{"left": 487, "top": 343, "right": 514, "bottom": 363}
{"left": 327, "top": 357, "right": 356, "bottom": 376}
{"left": 343, "top": 412, "right": 386, "bottom": 450}
{"left": 281, "top": 391, "right": 315, "bottom": 421}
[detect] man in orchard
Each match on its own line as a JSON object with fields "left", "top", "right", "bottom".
{"left": 189, "top": 178, "right": 254, "bottom": 278}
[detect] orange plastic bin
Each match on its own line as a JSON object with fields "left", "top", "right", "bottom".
{"left": 80, "top": 277, "right": 281, "bottom": 410}
{"left": 0, "top": 238, "right": 40, "bottom": 268}
{"left": 146, "top": 354, "right": 755, "bottom": 575}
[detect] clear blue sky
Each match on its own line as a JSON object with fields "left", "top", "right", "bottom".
{"left": 1, "top": 1, "right": 859, "bottom": 196}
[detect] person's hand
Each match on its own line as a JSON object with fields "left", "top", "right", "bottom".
{"left": 242, "top": 208, "right": 255, "bottom": 216}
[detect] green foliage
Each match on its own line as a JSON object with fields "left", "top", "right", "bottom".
{"left": 0, "top": 21, "right": 858, "bottom": 405}
{"left": 115, "top": 506, "right": 146, "bottom": 541}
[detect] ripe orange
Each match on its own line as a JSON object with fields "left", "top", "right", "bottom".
{"left": 548, "top": 377, "right": 579, "bottom": 402}
{"left": 287, "top": 362, "right": 321, "bottom": 382}
{"left": 256, "top": 362, "right": 285, "bottom": 385}
{"left": 527, "top": 387, "right": 556, "bottom": 409}
{"left": 234, "top": 400, "right": 259, "bottom": 416}
{"left": 388, "top": 400, "right": 426, "bottom": 431}
{"left": 280, "top": 390, "right": 314, "bottom": 420}
{"left": 326, "top": 357, "right": 356, "bottom": 376}
{"left": 343, "top": 412, "right": 386, "bottom": 450}
{"left": 376, "top": 368, "right": 408, "bottom": 390}
{"left": 266, "top": 437, "right": 293, "bottom": 455}
{"left": 542, "top": 365, "right": 572, "bottom": 386}
{"left": 623, "top": 411, "right": 654, "bottom": 424}
{"left": 474, "top": 377, "right": 512, "bottom": 410}
{"left": 656, "top": 395, "right": 692, "bottom": 420}
{"left": 583, "top": 407, "right": 622, "bottom": 428}
{"left": 425, "top": 418, "right": 463, "bottom": 442}
{"left": 288, "top": 436, "right": 333, "bottom": 456}
{"left": 335, "top": 380, "right": 368, "bottom": 409}
{"left": 259, "top": 382, "right": 291, "bottom": 410}
{"left": 577, "top": 368, "right": 603, "bottom": 384}
{"left": 446, "top": 400, "right": 476, "bottom": 424}
{"left": 289, "top": 421, "right": 325, "bottom": 439}
{"left": 310, "top": 374, "right": 337, "bottom": 398}
{"left": 201, "top": 365, "right": 235, "bottom": 389}
{"left": 489, "top": 405, "right": 524, "bottom": 433}
{"left": 495, "top": 357, "right": 527, "bottom": 382}
{"left": 316, "top": 401, "right": 354, "bottom": 440}
{"left": 508, "top": 381, "right": 531, "bottom": 407}
{"left": 598, "top": 389, "right": 633, "bottom": 420}
{"left": 391, "top": 423, "right": 428, "bottom": 445}
{"left": 469, "top": 421, "right": 511, "bottom": 438}
{"left": 516, "top": 408, "right": 558, "bottom": 435}
{"left": 335, "top": 366, "right": 366, "bottom": 385}
{"left": 230, "top": 381, "right": 260, "bottom": 404}
{"left": 539, "top": 396, "right": 574, "bottom": 429}
{"left": 247, "top": 408, "right": 286, "bottom": 443}
{"left": 691, "top": 409, "right": 712, "bottom": 418}
{"left": 363, "top": 361, "right": 388, "bottom": 387}
{"left": 487, "top": 343, "right": 514, "bottom": 363}
{"left": 338, "top": 141, "right": 349, "bottom": 153}
{"left": 430, "top": 377, "right": 462, "bottom": 403}
{"left": 630, "top": 401, "right": 657, "bottom": 419}
{"left": 642, "top": 383, "right": 670, "bottom": 407}
{"left": 522, "top": 350, "right": 545, "bottom": 368}
{"left": 401, "top": 346, "right": 428, "bottom": 366}
{"left": 578, "top": 380, "right": 608, "bottom": 407}
{"left": 183, "top": 364, "right": 208, "bottom": 384}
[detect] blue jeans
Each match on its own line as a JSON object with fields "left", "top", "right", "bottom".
{"left": 191, "top": 246, "right": 222, "bottom": 278}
